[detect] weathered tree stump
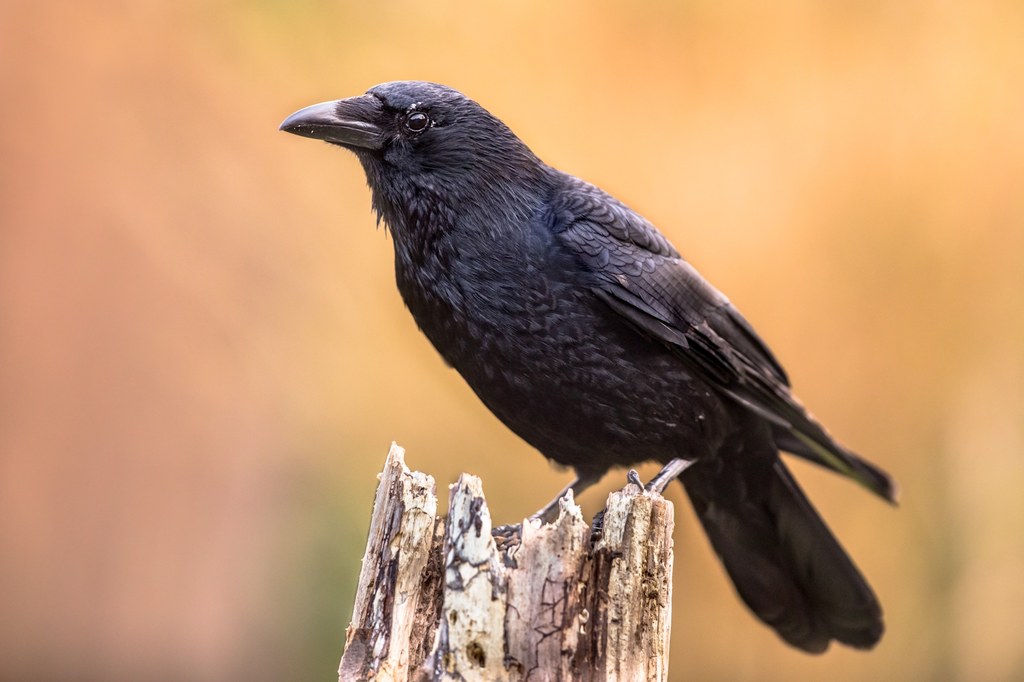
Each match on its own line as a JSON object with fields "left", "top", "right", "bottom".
{"left": 339, "top": 443, "right": 675, "bottom": 681}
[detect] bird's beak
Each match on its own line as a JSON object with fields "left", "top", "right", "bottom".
{"left": 279, "top": 95, "right": 385, "bottom": 150}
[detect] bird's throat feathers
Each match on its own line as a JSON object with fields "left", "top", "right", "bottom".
{"left": 355, "top": 148, "right": 556, "bottom": 341}
{"left": 359, "top": 150, "right": 552, "bottom": 251}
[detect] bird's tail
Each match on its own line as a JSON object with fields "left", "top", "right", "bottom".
{"left": 682, "top": 459, "right": 883, "bottom": 653}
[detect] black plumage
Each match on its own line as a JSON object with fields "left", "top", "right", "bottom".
{"left": 280, "top": 81, "right": 896, "bottom": 653}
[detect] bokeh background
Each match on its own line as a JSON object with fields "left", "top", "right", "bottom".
{"left": 2, "top": 1, "right": 1023, "bottom": 680}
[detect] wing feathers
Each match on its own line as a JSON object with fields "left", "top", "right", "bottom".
{"left": 552, "top": 176, "right": 896, "bottom": 502}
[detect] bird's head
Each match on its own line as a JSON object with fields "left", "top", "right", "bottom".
{"left": 280, "top": 81, "right": 548, "bottom": 231}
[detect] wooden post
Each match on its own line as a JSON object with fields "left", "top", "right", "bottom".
{"left": 339, "top": 443, "right": 675, "bottom": 681}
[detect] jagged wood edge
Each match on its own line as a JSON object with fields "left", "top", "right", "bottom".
{"left": 340, "top": 446, "right": 675, "bottom": 682}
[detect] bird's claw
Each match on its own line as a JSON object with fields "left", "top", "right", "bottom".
{"left": 627, "top": 469, "right": 644, "bottom": 489}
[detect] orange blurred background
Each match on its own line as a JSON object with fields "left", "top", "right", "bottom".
{"left": 2, "top": 1, "right": 1022, "bottom": 679}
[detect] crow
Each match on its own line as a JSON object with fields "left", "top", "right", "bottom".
{"left": 280, "top": 81, "right": 897, "bottom": 653}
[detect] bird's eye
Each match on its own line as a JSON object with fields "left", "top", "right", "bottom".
{"left": 405, "top": 112, "right": 430, "bottom": 133}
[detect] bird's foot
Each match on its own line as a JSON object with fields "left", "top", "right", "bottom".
{"left": 491, "top": 522, "right": 523, "bottom": 554}
{"left": 492, "top": 522, "right": 522, "bottom": 536}
{"left": 627, "top": 469, "right": 644, "bottom": 489}
{"left": 643, "top": 457, "right": 696, "bottom": 495}
{"left": 526, "top": 471, "right": 602, "bottom": 525}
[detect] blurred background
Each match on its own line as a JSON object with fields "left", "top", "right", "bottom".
{"left": 2, "top": 1, "right": 1022, "bottom": 680}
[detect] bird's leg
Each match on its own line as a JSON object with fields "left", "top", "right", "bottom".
{"left": 644, "top": 457, "right": 696, "bottom": 494}
{"left": 529, "top": 471, "right": 602, "bottom": 524}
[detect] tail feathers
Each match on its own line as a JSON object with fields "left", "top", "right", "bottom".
{"left": 768, "top": 462, "right": 884, "bottom": 648}
{"left": 772, "top": 426, "right": 899, "bottom": 505}
{"left": 684, "top": 460, "right": 883, "bottom": 653}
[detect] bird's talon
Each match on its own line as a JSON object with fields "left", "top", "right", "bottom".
{"left": 627, "top": 469, "right": 644, "bottom": 489}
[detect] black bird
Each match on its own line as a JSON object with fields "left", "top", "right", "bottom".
{"left": 280, "top": 81, "right": 897, "bottom": 653}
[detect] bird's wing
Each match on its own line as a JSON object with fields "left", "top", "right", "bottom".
{"left": 550, "top": 179, "right": 896, "bottom": 502}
